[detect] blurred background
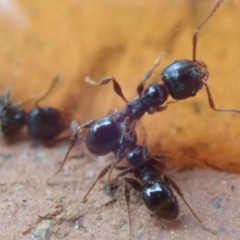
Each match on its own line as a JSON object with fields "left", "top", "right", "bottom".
{"left": 0, "top": 0, "right": 240, "bottom": 171}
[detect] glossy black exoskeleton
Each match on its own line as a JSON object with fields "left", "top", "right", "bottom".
{"left": 161, "top": 60, "right": 207, "bottom": 100}
{"left": 27, "top": 106, "right": 69, "bottom": 142}
{"left": 0, "top": 87, "right": 27, "bottom": 135}
{"left": 26, "top": 75, "right": 71, "bottom": 142}
{"left": 115, "top": 142, "right": 215, "bottom": 234}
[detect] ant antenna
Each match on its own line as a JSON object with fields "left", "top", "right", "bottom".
{"left": 137, "top": 52, "right": 165, "bottom": 96}
{"left": 35, "top": 74, "right": 60, "bottom": 108}
{"left": 193, "top": 0, "right": 225, "bottom": 61}
{"left": 67, "top": 162, "right": 114, "bottom": 217}
{"left": 85, "top": 76, "right": 129, "bottom": 104}
{"left": 165, "top": 175, "right": 216, "bottom": 234}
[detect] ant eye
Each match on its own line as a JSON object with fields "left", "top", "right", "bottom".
{"left": 142, "top": 181, "right": 179, "bottom": 220}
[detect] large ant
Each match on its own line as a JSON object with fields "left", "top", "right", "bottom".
{"left": 49, "top": 0, "right": 239, "bottom": 180}
{"left": 0, "top": 75, "right": 71, "bottom": 142}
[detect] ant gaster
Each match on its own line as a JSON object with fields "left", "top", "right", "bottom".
{"left": 26, "top": 75, "right": 71, "bottom": 142}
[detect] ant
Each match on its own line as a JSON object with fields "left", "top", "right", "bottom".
{"left": 113, "top": 141, "right": 216, "bottom": 235}
{"left": 65, "top": 140, "right": 215, "bottom": 237}
{"left": 0, "top": 75, "right": 71, "bottom": 143}
{"left": 0, "top": 80, "right": 28, "bottom": 136}
{"left": 49, "top": 0, "right": 239, "bottom": 180}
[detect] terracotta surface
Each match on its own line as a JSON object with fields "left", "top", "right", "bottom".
{"left": 0, "top": 0, "right": 240, "bottom": 239}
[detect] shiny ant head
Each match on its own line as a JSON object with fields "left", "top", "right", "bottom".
{"left": 0, "top": 104, "right": 27, "bottom": 135}
{"left": 0, "top": 89, "right": 27, "bottom": 136}
{"left": 142, "top": 180, "right": 179, "bottom": 220}
{"left": 161, "top": 59, "right": 208, "bottom": 100}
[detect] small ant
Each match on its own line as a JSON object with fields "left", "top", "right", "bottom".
{"left": 0, "top": 75, "right": 71, "bottom": 143}
{"left": 114, "top": 141, "right": 216, "bottom": 235}
{"left": 65, "top": 140, "right": 215, "bottom": 237}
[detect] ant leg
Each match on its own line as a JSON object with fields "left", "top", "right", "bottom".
{"left": 107, "top": 121, "right": 137, "bottom": 185}
{"left": 137, "top": 52, "right": 165, "bottom": 96}
{"left": 193, "top": 0, "right": 225, "bottom": 60}
{"left": 85, "top": 76, "right": 128, "bottom": 104}
{"left": 47, "top": 120, "right": 96, "bottom": 182}
{"left": 35, "top": 74, "right": 60, "bottom": 108}
{"left": 164, "top": 175, "right": 216, "bottom": 234}
{"left": 67, "top": 162, "right": 115, "bottom": 217}
{"left": 204, "top": 83, "right": 240, "bottom": 114}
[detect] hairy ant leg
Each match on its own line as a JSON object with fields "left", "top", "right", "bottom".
{"left": 164, "top": 175, "right": 216, "bottom": 234}
{"left": 85, "top": 76, "right": 128, "bottom": 104}
{"left": 106, "top": 120, "right": 137, "bottom": 186}
{"left": 47, "top": 120, "right": 96, "bottom": 182}
{"left": 67, "top": 161, "right": 121, "bottom": 217}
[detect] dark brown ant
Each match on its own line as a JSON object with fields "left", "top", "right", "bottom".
{"left": 0, "top": 75, "right": 71, "bottom": 143}
{"left": 114, "top": 141, "right": 216, "bottom": 235}
{"left": 49, "top": 0, "right": 234, "bottom": 180}
{"left": 0, "top": 82, "right": 28, "bottom": 136}
{"left": 65, "top": 140, "right": 215, "bottom": 237}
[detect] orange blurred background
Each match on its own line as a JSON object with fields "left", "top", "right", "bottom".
{"left": 0, "top": 0, "right": 240, "bottom": 171}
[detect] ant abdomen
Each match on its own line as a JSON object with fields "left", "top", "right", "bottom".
{"left": 1, "top": 106, "right": 27, "bottom": 135}
{"left": 85, "top": 116, "right": 122, "bottom": 156}
{"left": 27, "top": 107, "right": 68, "bottom": 141}
{"left": 142, "top": 181, "right": 179, "bottom": 220}
{"left": 162, "top": 59, "right": 208, "bottom": 100}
